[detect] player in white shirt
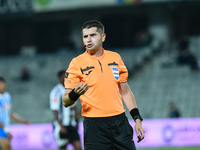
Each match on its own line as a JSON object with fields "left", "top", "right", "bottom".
{"left": 49, "top": 70, "right": 82, "bottom": 150}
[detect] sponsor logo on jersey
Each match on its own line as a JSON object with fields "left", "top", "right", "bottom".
{"left": 52, "top": 98, "right": 57, "bottom": 103}
{"left": 80, "top": 66, "right": 95, "bottom": 76}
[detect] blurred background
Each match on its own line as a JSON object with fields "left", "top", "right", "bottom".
{"left": 0, "top": 0, "right": 200, "bottom": 149}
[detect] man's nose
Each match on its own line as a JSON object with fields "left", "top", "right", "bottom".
{"left": 87, "top": 36, "right": 91, "bottom": 42}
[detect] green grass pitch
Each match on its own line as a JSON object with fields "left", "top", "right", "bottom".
{"left": 138, "top": 147, "right": 200, "bottom": 150}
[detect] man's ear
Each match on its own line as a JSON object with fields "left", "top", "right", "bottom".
{"left": 102, "top": 33, "right": 106, "bottom": 42}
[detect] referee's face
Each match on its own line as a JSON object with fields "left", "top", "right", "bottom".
{"left": 0, "top": 81, "right": 6, "bottom": 94}
{"left": 82, "top": 27, "right": 105, "bottom": 51}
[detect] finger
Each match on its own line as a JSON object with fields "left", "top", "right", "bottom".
{"left": 75, "top": 82, "right": 84, "bottom": 93}
{"left": 138, "top": 129, "right": 145, "bottom": 143}
{"left": 79, "top": 83, "right": 89, "bottom": 94}
{"left": 140, "top": 128, "right": 145, "bottom": 139}
{"left": 85, "top": 85, "right": 89, "bottom": 92}
{"left": 76, "top": 82, "right": 84, "bottom": 88}
{"left": 82, "top": 83, "right": 89, "bottom": 90}
{"left": 135, "top": 128, "right": 140, "bottom": 137}
{"left": 77, "top": 84, "right": 86, "bottom": 92}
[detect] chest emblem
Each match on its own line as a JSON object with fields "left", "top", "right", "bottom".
{"left": 112, "top": 67, "right": 119, "bottom": 80}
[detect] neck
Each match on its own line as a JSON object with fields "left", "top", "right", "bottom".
{"left": 87, "top": 48, "right": 103, "bottom": 57}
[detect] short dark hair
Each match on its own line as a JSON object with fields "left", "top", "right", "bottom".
{"left": 82, "top": 20, "right": 105, "bottom": 35}
{"left": 57, "top": 70, "right": 65, "bottom": 78}
{"left": 0, "top": 77, "right": 6, "bottom": 83}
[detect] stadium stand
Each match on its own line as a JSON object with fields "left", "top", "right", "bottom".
{"left": 0, "top": 46, "right": 152, "bottom": 123}
{"left": 126, "top": 37, "right": 200, "bottom": 119}
{"left": 0, "top": 39, "right": 199, "bottom": 123}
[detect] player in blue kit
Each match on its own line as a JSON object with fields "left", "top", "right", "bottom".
{"left": 0, "top": 77, "right": 30, "bottom": 149}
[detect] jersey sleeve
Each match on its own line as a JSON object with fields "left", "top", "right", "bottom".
{"left": 118, "top": 55, "right": 128, "bottom": 83}
{"left": 8, "top": 93, "right": 12, "bottom": 106}
{"left": 64, "top": 58, "right": 81, "bottom": 89}
{"left": 49, "top": 89, "right": 61, "bottom": 111}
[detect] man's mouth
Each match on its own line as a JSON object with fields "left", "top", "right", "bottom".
{"left": 87, "top": 44, "right": 93, "bottom": 48}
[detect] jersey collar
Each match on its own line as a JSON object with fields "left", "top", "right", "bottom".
{"left": 85, "top": 48, "right": 105, "bottom": 60}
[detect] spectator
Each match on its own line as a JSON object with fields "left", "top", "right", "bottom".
{"left": 176, "top": 35, "right": 199, "bottom": 71}
{"left": 134, "top": 30, "right": 153, "bottom": 48}
{"left": 169, "top": 102, "right": 181, "bottom": 118}
{"left": 20, "top": 67, "right": 31, "bottom": 81}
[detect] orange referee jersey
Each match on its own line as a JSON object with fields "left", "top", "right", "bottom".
{"left": 65, "top": 48, "right": 128, "bottom": 117}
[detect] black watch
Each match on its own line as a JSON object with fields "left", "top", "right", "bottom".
{"left": 134, "top": 115, "right": 143, "bottom": 122}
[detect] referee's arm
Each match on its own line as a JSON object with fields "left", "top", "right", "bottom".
{"left": 62, "top": 88, "right": 76, "bottom": 107}
{"left": 119, "top": 82, "right": 138, "bottom": 111}
{"left": 62, "top": 82, "right": 89, "bottom": 107}
{"left": 119, "top": 82, "right": 145, "bottom": 142}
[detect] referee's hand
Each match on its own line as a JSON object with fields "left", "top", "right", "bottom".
{"left": 74, "top": 82, "right": 89, "bottom": 95}
{"left": 135, "top": 119, "right": 145, "bottom": 143}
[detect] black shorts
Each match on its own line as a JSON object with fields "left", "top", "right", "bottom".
{"left": 60, "top": 125, "right": 80, "bottom": 142}
{"left": 83, "top": 113, "right": 136, "bottom": 150}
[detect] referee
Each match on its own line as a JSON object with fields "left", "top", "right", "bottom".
{"left": 63, "top": 20, "right": 145, "bottom": 150}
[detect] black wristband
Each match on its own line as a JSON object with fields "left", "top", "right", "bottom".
{"left": 68, "top": 89, "right": 80, "bottom": 101}
{"left": 130, "top": 108, "right": 143, "bottom": 122}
